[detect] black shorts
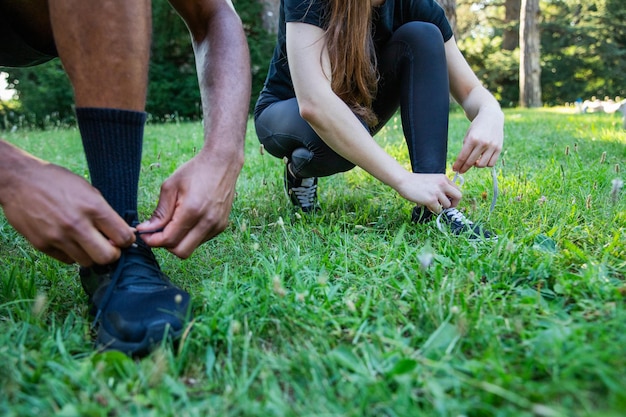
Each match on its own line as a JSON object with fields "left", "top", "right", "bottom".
{"left": 0, "top": 12, "right": 57, "bottom": 67}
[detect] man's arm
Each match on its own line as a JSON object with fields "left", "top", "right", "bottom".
{"left": 137, "top": 0, "right": 251, "bottom": 258}
{"left": 0, "top": 140, "right": 135, "bottom": 265}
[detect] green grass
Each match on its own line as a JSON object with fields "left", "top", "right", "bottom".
{"left": 1, "top": 107, "right": 625, "bottom": 416}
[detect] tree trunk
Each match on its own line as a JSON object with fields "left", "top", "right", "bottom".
{"left": 260, "top": 0, "right": 280, "bottom": 34}
{"left": 437, "top": 0, "right": 457, "bottom": 37}
{"left": 519, "top": 0, "right": 542, "bottom": 107}
{"left": 502, "top": 0, "right": 521, "bottom": 51}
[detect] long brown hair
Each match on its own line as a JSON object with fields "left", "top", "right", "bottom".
{"left": 323, "top": 0, "right": 379, "bottom": 127}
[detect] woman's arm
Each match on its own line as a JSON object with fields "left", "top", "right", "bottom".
{"left": 287, "top": 21, "right": 461, "bottom": 213}
{"left": 446, "top": 36, "right": 504, "bottom": 174}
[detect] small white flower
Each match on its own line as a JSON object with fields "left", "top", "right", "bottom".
{"left": 345, "top": 298, "right": 356, "bottom": 312}
{"left": 417, "top": 251, "right": 434, "bottom": 269}
{"left": 611, "top": 178, "right": 624, "bottom": 203}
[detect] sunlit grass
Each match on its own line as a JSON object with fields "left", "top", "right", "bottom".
{"left": 0, "top": 107, "right": 625, "bottom": 416}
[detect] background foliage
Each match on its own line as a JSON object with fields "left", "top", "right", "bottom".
{"left": 0, "top": 0, "right": 274, "bottom": 128}
{"left": 1, "top": 0, "right": 626, "bottom": 126}
{"left": 459, "top": 0, "right": 626, "bottom": 106}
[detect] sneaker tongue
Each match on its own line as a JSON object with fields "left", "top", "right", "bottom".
{"left": 123, "top": 210, "right": 139, "bottom": 226}
{"left": 128, "top": 238, "right": 159, "bottom": 269}
{"left": 300, "top": 178, "right": 315, "bottom": 187}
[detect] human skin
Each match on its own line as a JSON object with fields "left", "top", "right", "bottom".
{"left": 0, "top": 0, "right": 250, "bottom": 265}
{"left": 285, "top": 11, "right": 503, "bottom": 214}
{"left": 135, "top": 0, "right": 251, "bottom": 259}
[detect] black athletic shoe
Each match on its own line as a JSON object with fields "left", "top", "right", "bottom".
{"left": 80, "top": 216, "right": 191, "bottom": 357}
{"left": 284, "top": 164, "right": 319, "bottom": 212}
{"left": 435, "top": 208, "right": 497, "bottom": 241}
{"left": 411, "top": 205, "right": 435, "bottom": 224}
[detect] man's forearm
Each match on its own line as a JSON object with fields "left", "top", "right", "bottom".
{"left": 194, "top": 6, "right": 250, "bottom": 161}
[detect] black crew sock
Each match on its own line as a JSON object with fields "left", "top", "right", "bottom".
{"left": 76, "top": 108, "right": 146, "bottom": 222}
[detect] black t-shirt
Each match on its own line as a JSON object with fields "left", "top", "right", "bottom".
{"left": 254, "top": 0, "right": 453, "bottom": 119}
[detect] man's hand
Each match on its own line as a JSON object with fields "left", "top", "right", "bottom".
{"left": 136, "top": 151, "right": 242, "bottom": 259}
{"left": 0, "top": 144, "right": 135, "bottom": 266}
{"left": 138, "top": 0, "right": 249, "bottom": 258}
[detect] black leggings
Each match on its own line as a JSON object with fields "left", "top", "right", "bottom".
{"left": 255, "top": 22, "right": 450, "bottom": 178}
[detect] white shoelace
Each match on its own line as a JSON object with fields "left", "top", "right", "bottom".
{"left": 436, "top": 167, "right": 499, "bottom": 230}
{"left": 451, "top": 166, "right": 499, "bottom": 213}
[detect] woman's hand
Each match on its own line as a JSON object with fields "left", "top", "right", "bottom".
{"left": 452, "top": 106, "right": 504, "bottom": 174}
{"left": 446, "top": 36, "right": 504, "bottom": 174}
{"left": 395, "top": 172, "right": 462, "bottom": 214}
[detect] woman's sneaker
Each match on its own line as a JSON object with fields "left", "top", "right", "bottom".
{"left": 284, "top": 164, "right": 319, "bottom": 212}
{"left": 80, "top": 214, "right": 191, "bottom": 357}
{"left": 435, "top": 207, "right": 497, "bottom": 241}
{"left": 411, "top": 205, "right": 496, "bottom": 241}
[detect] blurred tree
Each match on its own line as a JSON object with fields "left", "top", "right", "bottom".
{"left": 235, "top": 0, "right": 275, "bottom": 111}
{"left": 437, "top": 0, "right": 458, "bottom": 36}
{"left": 2, "top": 0, "right": 625, "bottom": 125}
{"left": 148, "top": 1, "right": 201, "bottom": 120}
{"left": 541, "top": 0, "right": 626, "bottom": 103}
{"left": 259, "top": 0, "right": 280, "bottom": 34}
{"left": 456, "top": 0, "right": 521, "bottom": 106}
{"left": 502, "top": 0, "right": 520, "bottom": 51}
{"left": 2, "top": 60, "right": 73, "bottom": 127}
{"left": 1, "top": 0, "right": 275, "bottom": 128}
{"left": 520, "top": 0, "right": 542, "bottom": 107}
{"left": 457, "top": 0, "right": 626, "bottom": 106}
{"left": 148, "top": 0, "right": 274, "bottom": 117}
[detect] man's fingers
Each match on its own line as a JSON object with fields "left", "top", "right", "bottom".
{"left": 44, "top": 238, "right": 109, "bottom": 267}
{"left": 141, "top": 212, "right": 198, "bottom": 252}
{"left": 139, "top": 216, "right": 190, "bottom": 249}
{"left": 142, "top": 212, "right": 223, "bottom": 259}
{"left": 78, "top": 228, "right": 124, "bottom": 265}
{"left": 94, "top": 212, "right": 136, "bottom": 249}
{"left": 136, "top": 187, "right": 176, "bottom": 233}
{"left": 166, "top": 229, "right": 206, "bottom": 259}
{"left": 43, "top": 248, "right": 76, "bottom": 265}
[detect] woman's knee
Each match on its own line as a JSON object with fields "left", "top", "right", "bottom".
{"left": 393, "top": 22, "right": 445, "bottom": 54}
{"left": 254, "top": 100, "right": 312, "bottom": 159}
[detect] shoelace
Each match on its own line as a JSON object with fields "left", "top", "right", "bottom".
{"left": 292, "top": 179, "right": 317, "bottom": 208}
{"left": 451, "top": 166, "right": 499, "bottom": 213}
{"left": 436, "top": 166, "right": 499, "bottom": 227}
{"left": 438, "top": 207, "right": 471, "bottom": 224}
{"left": 91, "top": 238, "right": 163, "bottom": 329}
{"left": 435, "top": 207, "right": 477, "bottom": 234}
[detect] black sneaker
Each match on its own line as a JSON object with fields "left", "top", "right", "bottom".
{"left": 435, "top": 207, "right": 497, "bottom": 241}
{"left": 80, "top": 216, "right": 191, "bottom": 357}
{"left": 411, "top": 205, "right": 434, "bottom": 224}
{"left": 284, "top": 164, "right": 318, "bottom": 212}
